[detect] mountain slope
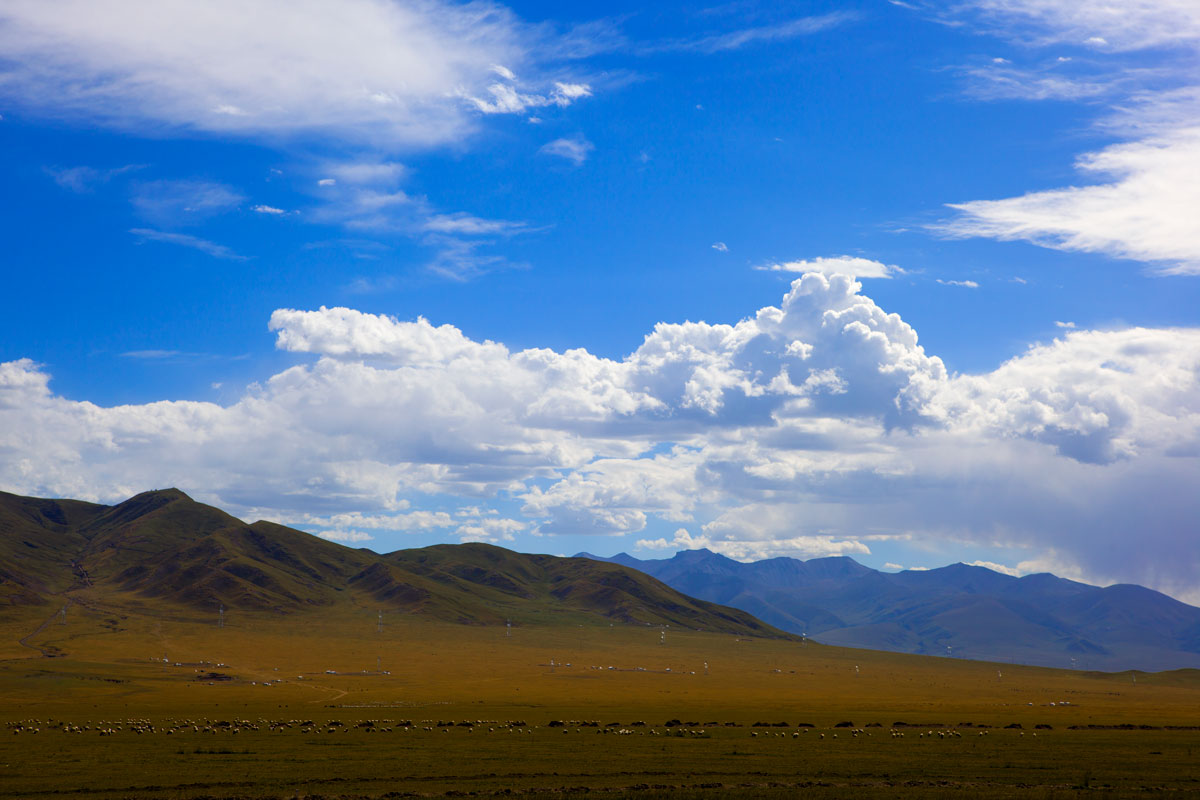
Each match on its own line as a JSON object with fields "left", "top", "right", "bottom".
{"left": 0, "top": 489, "right": 790, "bottom": 639}
{"left": 578, "top": 549, "right": 1200, "bottom": 672}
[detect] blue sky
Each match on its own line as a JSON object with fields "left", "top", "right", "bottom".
{"left": 1, "top": 1, "right": 1198, "bottom": 601}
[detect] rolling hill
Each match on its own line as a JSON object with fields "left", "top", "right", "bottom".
{"left": 577, "top": 548, "right": 1200, "bottom": 672}
{"left": 0, "top": 488, "right": 784, "bottom": 638}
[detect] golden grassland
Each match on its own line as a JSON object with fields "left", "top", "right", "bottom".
{"left": 2, "top": 595, "right": 1199, "bottom": 799}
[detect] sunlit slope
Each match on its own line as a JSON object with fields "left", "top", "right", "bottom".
{"left": 387, "top": 542, "right": 781, "bottom": 633}
{"left": 0, "top": 489, "right": 791, "bottom": 638}
{"left": 0, "top": 491, "right": 108, "bottom": 604}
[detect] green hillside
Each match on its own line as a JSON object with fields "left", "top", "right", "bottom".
{"left": 0, "top": 488, "right": 789, "bottom": 639}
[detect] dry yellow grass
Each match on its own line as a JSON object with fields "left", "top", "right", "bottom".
{"left": 2, "top": 595, "right": 1198, "bottom": 798}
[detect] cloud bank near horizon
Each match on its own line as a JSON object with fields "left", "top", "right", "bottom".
{"left": 2, "top": 272, "right": 1198, "bottom": 602}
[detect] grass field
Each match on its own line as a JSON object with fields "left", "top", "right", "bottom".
{"left": 2, "top": 595, "right": 1199, "bottom": 799}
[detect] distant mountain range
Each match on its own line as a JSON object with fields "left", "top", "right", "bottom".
{"left": 576, "top": 548, "right": 1200, "bottom": 672}
{"left": 0, "top": 489, "right": 783, "bottom": 638}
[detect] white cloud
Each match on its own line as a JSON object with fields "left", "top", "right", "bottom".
{"left": 633, "top": 526, "right": 869, "bottom": 562}
{"left": 927, "top": 327, "right": 1200, "bottom": 464}
{"left": 454, "top": 516, "right": 525, "bottom": 543}
{"left": 939, "top": 127, "right": 1200, "bottom": 274}
{"left": 0, "top": 0, "right": 557, "bottom": 148}
{"left": 554, "top": 82, "right": 592, "bottom": 101}
{"left": 711, "top": 242, "right": 728, "bottom": 252}
{"left": 937, "top": 3, "right": 1200, "bottom": 275}
{"left": 2, "top": 273, "right": 1199, "bottom": 600}
{"left": 276, "top": 510, "right": 465, "bottom": 533}
{"left": 317, "top": 529, "right": 374, "bottom": 543}
{"left": 253, "top": 204, "right": 286, "bottom": 215}
{"left": 524, "top": 453, "right": 706, "bottom": 535}
{"left": 463, "top": 80, "right": 591, "bottom": 115}
{"left": 540, "top": 136, "right": 594, "bottom": 165}
{"left": 635, "top": 528, "right": 696, "bottom": 551}
{"left": 759, "top": 256, "right": 898, "bottom": 279}
{"left": 936, "top": 278, "right": 980, "bottom": 288}
{"left": 966, "top": 559, "right": 1022, "bottom": 577}
{"left": 1054, "top": 320, "right": 1075, "bottom": 328}
{"left": 962, "top": 0, "right": 1200, "bottom": 52}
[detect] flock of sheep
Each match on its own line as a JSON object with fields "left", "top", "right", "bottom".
{"left": 6, "top": 717, "right": 1043, "bottom": 740}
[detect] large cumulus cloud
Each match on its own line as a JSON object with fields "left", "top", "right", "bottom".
{"left": 2, "top": 274, "right": 1198, "bottom": 600}
{"left": 0, "top": 0, "right": 582, "bottom": 147}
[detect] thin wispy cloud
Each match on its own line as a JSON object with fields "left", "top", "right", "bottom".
{"left": 425, "top": 238, "right": 524, "bottom": 281}
{"left": 120, "top": 350, "right": 183, "bottom": 359}
{"left": 641, "top": 12, "right": 856, "bottom": 55}
{"left": 130, "top": 180, "right": 244, "bottom": 228}
{"left": 540, "top": 136, "right": 594, "bottom": 165}
{"left": 46, "top": 164, "right": 142, "bottom": 193}
{"left": 960, "top": 62, "right": 1113, "bottom": 101}
{"left": 300, "top": 157, "right": 531, "bottom": 281}
{"left": 422, "top": 212, "right": 529, "bottom": 236}
{"left": 120, "top": 349, "right": 227, "bottom": 361}
{"left": 129, "top": 228, "right": 246, "bottom": 260}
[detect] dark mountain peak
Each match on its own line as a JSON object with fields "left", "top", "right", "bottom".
{"left": 81, "top": 488, "right": 238, "bottom": 538}
{"left": 601, "top": 545, "right": 1200, "bottom": 671}
{"left": 935, "top": 562, "right": 1012, "bottom": 577}
{"left": 1011, "top": 571, "right": 1092, "bottom": 597}
{"left": 574, "top": 551, "right": 649, "bottom": 569}
{"left": 800, "top": 555, "right": 872, "bottom": 579}
{"left": 111, "top": 487, "right": 193, "bottom": 513}
{"left": 889, "top": 561, "right": 1015, "bottom": 596}
{"left": 672, "top": 546, "right": 734, "bottom": 566}
{"left": 674, "top": 547, "right": 716, "bottom": 558}
{"left": 139, "top": 487, "right": 193, "bottom": 501}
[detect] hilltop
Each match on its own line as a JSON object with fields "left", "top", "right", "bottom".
{"left": 0, "top": 488, "right": 783, "bottom": 638}
{"left": 577, "top": 549, "right": 1200, "bottom": 672}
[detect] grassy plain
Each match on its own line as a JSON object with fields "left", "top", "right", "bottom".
{"left": 2, "top": 597, "right": 1198, "bottom": 799}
